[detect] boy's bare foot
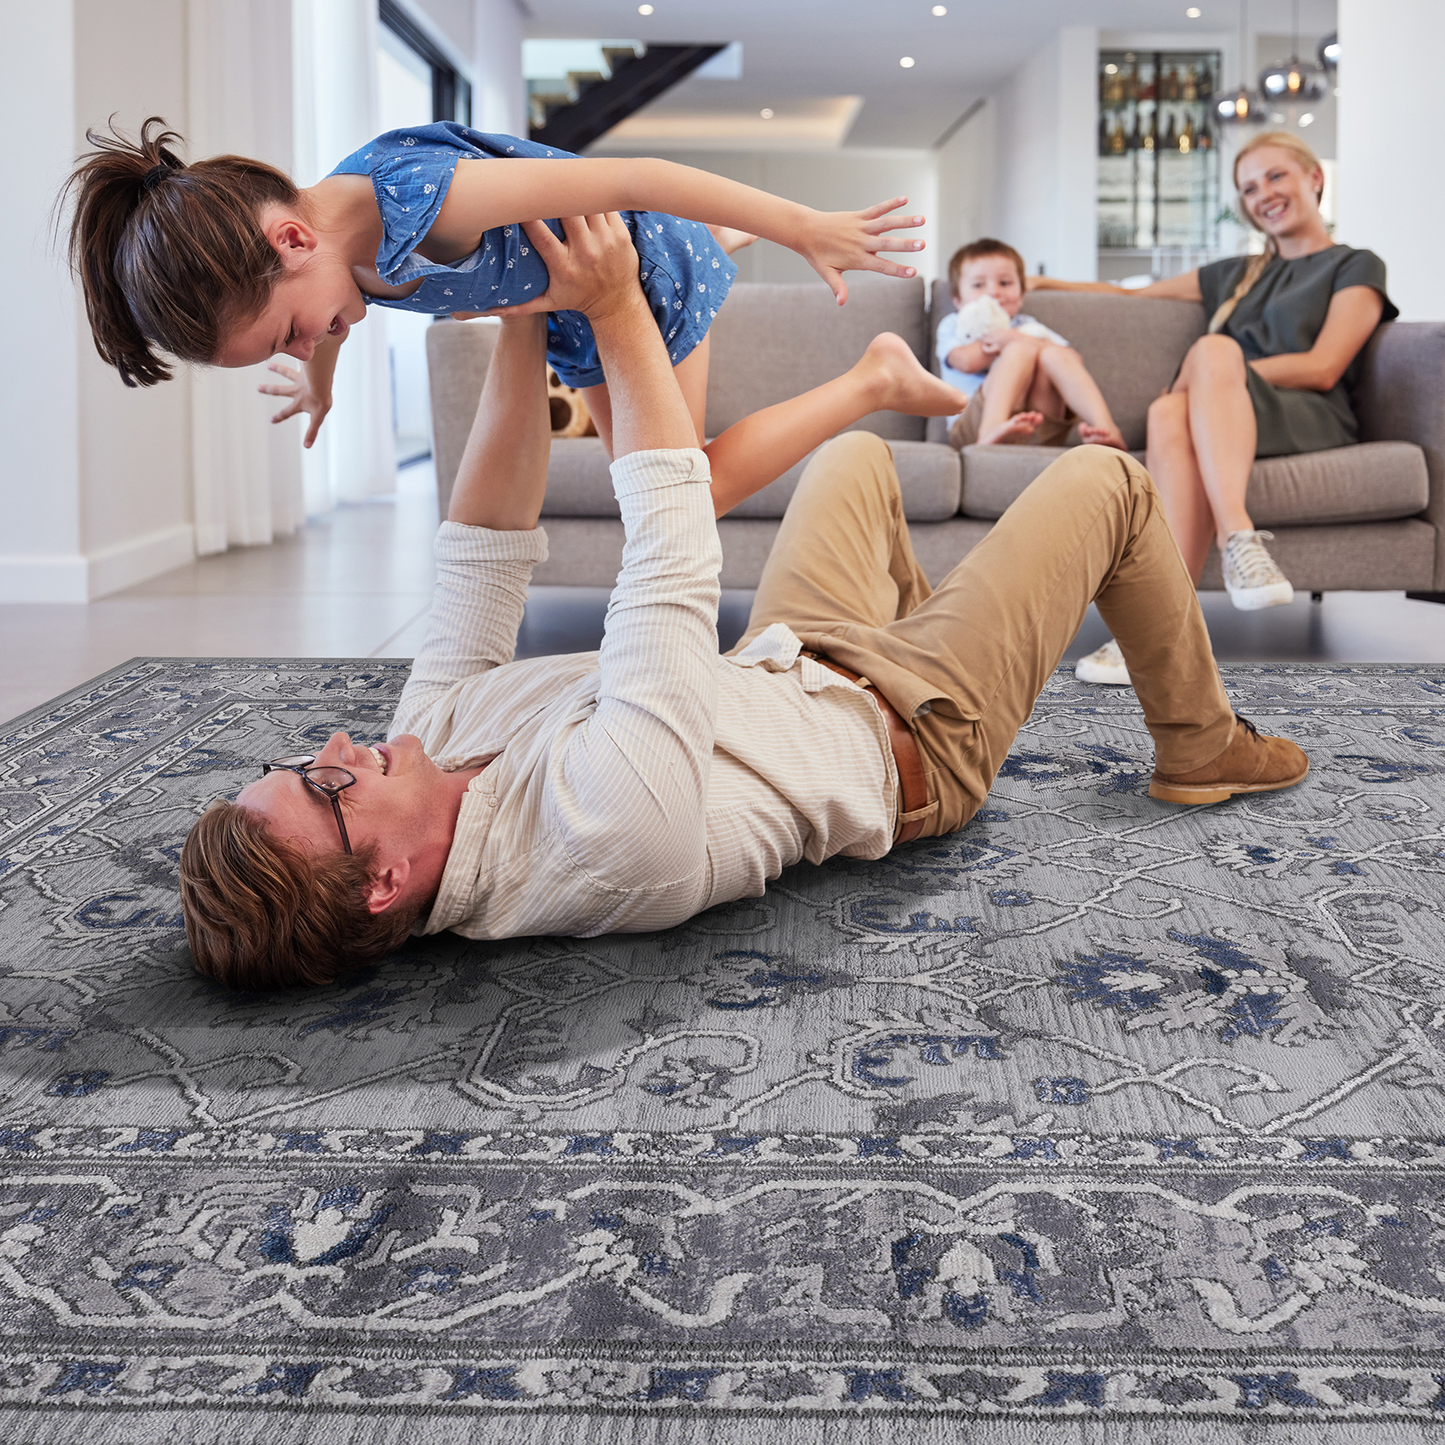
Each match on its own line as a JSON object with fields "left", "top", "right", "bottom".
{"left": 708, "top": 225, "right": 758, "bottom": 256}
{"left": 980, "top": 411, "right": 1045, "bottom": 445}
{"left": 1078, "top": 422, "right": 1130, "bottom": 451}
{"left": 858, "top": 332, "right": 967, "bottom": 416}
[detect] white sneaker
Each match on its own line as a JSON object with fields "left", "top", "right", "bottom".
{"left": 1222, "top": 529, "right": 1294, "bottom": 610}
{"left": 1075, "top": 638, "right": 1132, "bottom": 686}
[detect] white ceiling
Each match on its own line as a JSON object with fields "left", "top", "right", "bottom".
{"left": 521, "top": 0, "right": 1339, "bottom": 148}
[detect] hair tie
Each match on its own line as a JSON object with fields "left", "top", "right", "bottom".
{"left": 141, "top": 163, "right": 174, "bottom": 193}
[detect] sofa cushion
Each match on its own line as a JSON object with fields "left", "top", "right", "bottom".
{"left": 959, "top": 440, "right": 1429, "bottom": 526}
{"left": 707, "top": 277, "right": 929, "bottom": 442}
{"left": 540, "top": 437, "right": 960, "bottom": 521}
{"left": 929, "top": 280, "right": 1206, "bottom": 450}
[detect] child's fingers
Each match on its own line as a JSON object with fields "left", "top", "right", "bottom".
{"left": 303, "top": 414, "right": 323, "bottom": 448}
{"left": 854, "top": 196, "right": 910, "bottom": 221}
{"left": 861, "top": 217, "right": 926, "bottom": 240}
{"left": 860, "top": 255, "right": 920, "bottom": 280}
{"left": 257, "top": 381, "right": 299, "bottom": 397}
{"left": 269, "top": 400, "right": 300, "bottom": 424}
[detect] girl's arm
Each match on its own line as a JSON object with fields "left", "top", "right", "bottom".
{"left": 1026, "top": 271, "right": 1204, "bottom": 302}
{"left": 259, "top": 333, "right": 343, "bottom": 448}
{"left": 422, "top": 156, "right": 924, "bottom": 305}
{"left": 1248, "top": 286, "right": 1386, "bottom": 392}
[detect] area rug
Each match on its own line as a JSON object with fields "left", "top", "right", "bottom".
{"left": 2, "top": 658, "right": 1445, "bottom": 1444}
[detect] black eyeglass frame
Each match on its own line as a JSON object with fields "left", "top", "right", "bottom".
{"left": 260, "top": 755, "right": 357, "bottom": 853}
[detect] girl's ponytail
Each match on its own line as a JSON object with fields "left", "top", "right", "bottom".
{"left": 62, "top": 117, "right": 300, "bottom": 386}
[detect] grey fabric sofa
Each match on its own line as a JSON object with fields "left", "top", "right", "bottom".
{"left": 426, "top": 276, "right": 1445, "bottom": 596}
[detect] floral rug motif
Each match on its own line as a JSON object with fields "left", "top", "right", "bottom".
{"left": 2, "top": 658, "right": 1445, "bottom": 1438}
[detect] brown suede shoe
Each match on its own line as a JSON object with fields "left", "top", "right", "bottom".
{"left": 1150, "top": 713, "right": 1309, "bottom": 805}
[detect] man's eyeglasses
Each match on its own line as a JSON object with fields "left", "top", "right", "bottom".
{"left": 260, "top": 755, "right": 357, "bottom": 853}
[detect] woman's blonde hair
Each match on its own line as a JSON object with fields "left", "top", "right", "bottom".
{"left": 1208, "top": 130, "right": 1325, "bottom": 333}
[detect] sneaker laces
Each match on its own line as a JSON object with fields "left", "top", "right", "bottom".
{"left": 1224, "top": 530, "right": 1285, "bottom": 589}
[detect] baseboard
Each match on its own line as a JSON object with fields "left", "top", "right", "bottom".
{"left": 0, "top": 524, "right": 195, "bottom": 603}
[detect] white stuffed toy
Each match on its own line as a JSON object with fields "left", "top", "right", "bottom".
{"left": 954, "top": 295, "right": 1055, "bottom": 345}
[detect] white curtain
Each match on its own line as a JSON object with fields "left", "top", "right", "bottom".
{"left": 186, "top": 0, "right": 308, "bottom": 555}
{"left": 292, "top": 0, "right": 398, "bottom": 513}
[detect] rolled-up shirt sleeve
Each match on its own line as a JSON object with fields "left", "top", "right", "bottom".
{"left": 390, "top": 521, "right": 548, "bottom": 742}
{"left": 551, "top": 447, "right": 722, "bottom": 899}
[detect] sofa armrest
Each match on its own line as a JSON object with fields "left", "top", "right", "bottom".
{"left": 1353, "top": 321, "right": 1445, "bottom": 588}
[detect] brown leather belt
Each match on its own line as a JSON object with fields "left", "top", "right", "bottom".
{"left": 801, "top": 650, "right": 931, "bottom": 843}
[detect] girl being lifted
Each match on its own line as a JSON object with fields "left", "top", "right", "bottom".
{"left": 65, "top": 118, "right": 927, "bottom": 514}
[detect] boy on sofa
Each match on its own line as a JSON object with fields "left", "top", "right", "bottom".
{"left": 937, "top": 239, "right": 1127, "bottom": 451}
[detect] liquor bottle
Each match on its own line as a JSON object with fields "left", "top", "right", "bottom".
{"left": 1162, "top": 111, "right": 1177, "bottom": 149}
{"left": 1098, "top": 111, "right": 1109, "bottom": 155}
{"left": 1197, "top": 112, "right": 1213, "bottom": 150}
{"left": 1181, "top": 65, "right": 1198, "bottom": 101}
{"left": 1163, "top": 64, "right": 1179, "bottom": 100}
{"left": 1179, "top": 114, "right": 1194, "bottom": 152}
{"left": 1110, "top": 116, "right": 1126, "bottom": 154}
{"left": 1126, "top": 110, "right": 1140, "bottom": 151}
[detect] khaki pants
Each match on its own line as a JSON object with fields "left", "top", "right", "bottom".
{"left": 729, "top": 433, "right": 1235, "bottom": 837}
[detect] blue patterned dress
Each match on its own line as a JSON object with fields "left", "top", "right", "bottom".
{"left": 329, "top": 123, "right": 738, "bottom": 387}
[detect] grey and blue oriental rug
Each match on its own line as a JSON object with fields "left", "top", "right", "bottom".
{"left": 3, "top": 659, "right": 1445, "bottom": 1445}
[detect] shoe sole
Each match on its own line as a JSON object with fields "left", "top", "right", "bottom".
{"left": 1225, "top": 581, "right": 1295, "bottom": 611}
{"left": 1075, "top": 664, "right": 1132, "bottom": 686}
{"left": 1149, "top": 759, "right": 1309, "bottom": 805}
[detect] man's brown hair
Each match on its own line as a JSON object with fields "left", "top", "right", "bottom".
{"left": 179, "top": 802, "right": 421, "bottom": 990}
{"left": 947, "top": 238, "right": 1028, "bottom": 298}
{"left": 62, "top": 116, "right": 300, "bottom": 387}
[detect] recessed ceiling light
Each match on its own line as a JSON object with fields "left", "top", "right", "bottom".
{"left": 900, "top": 56, "right": 915, "bottom": 68}
{"left": 760, "top": 107, "right": 774, "bottom": 119}
{"left": 1185, "top": 6, "right": 1201, "bottom": 16}
{"left": 637, "top": 3, "right": 653, "bottom": 13}
{"left": 932, "top": 5, "right": 948, "bottom": 14}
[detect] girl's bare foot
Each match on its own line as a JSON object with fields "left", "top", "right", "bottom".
{"left": 857, "top": 331, "right": 967, "bottom": 416}
{"left": 1078, "top": 422, "right": 1130, "bottom": 450}
{"left": 980, "top": 411, "right": 1045, "bottom": 445}
{"left": 708, "top": 225, "right": 758, "bottom": 256}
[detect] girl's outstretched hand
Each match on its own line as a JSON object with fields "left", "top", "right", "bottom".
{"left": 259, "top": 361, "right": 333, "bottom": 449}
{"left": 798, "top": 197, "right": 925, "bottom": 306}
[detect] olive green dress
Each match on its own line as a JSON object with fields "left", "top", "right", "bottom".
{"left": 1196, "top": 245, "right": 1397, "bottom": 457}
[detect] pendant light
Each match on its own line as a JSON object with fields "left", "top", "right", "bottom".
{"left": 1259, "top": 0, "right": 1328, "bottom": 103}
{"left": 1317, "top": 32, "right": 1339, "bottom": 72}
{"left": 1212, "top": 0, "right": 1267, "bottom": 125}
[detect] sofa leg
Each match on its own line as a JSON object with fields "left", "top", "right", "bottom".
{"left": 1406, "top": 592, "right": 1445, "bottom": 605}
{"left": 1310, "top": 591, "right": 1323, "bottom": 604}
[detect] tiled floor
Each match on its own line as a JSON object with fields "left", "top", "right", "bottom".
{"left": 4, "top": 457, "right": 1445, "bottom": 725}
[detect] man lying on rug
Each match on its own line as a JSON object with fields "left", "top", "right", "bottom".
{"left": 180, "top": 212, "right": 1308, "bottom": 990}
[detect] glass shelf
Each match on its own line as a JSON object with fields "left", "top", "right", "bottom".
{"left": 1098, "top": 49, "right": 1221, "bottom": 253}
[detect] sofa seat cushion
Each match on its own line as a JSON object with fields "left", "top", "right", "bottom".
{"left": 542, "top": 435, "right": 962, "bottom": 521}
{"left": 960, "top": 440, "right": 1429, "bottom": 526}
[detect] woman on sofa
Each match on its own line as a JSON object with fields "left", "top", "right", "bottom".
{"left": 1031, "top": 131, "right": 1396, "bottom": 686}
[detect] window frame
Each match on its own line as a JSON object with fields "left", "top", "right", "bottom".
{"left": 378, "top": 0, "right": 472, "bottom": 126}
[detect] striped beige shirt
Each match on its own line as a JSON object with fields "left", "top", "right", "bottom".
{"left": 390, "top": 447, "right": 897, "bottom": 940}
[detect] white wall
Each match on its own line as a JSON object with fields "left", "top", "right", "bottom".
{"left": 0, "top": 0, "right": 312, "bottom": 601}
{"left": 993, "top": 25, "right": 1099, "bottom": 282}
{"left": 934, "top": 101, "right": 997, "bottom": 287}
{"left": 472, "top": 0, "right": 526, "bottom": 135}
{"left": 1336, "top": 0, "right": 1444, "bottom": 320}
{"left": 1, "top": 0, "right": 199, "bottom": 602}
{"left": 1, "top": 0, "right": 84, "bottom": 601}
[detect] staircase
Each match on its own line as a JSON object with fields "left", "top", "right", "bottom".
{"left": 529, "top": 44, "right": 726, "bottom": 153}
